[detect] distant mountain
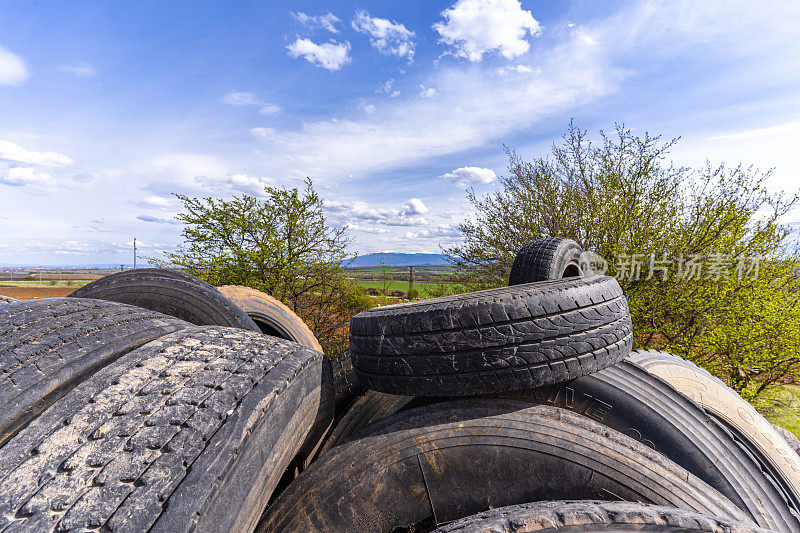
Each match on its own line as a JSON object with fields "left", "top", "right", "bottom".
{"left": 349, "top": 253, "right": 449, "bottom": 267}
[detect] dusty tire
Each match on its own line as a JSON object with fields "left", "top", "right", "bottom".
{"left": 261, "top": 400, "right": 749, "bottom": 532}
{"left": 502, "top": 360, "right": 800, "bottom": 531}
{"left": 629, "top": 349, "right": 800, "bottom": 510}
{"left": 317, "top": 389, "right": 413, "bottom": 455}
{"left": 0, "top": 298, "right": 189, "bottom": 446}
{"left": 433, "top": 500, "right": 769, "bottom": 533}
{"left": 774, "top": 424, "right": 800, "bottom": 455}
{"left": 0, "top": 295, "right": 17, "bottom": 305}
{"left": 69, "top": 272, "right": 259, "bottom": 331}
{"left": 350, "top": 276, "right": 632, "bottom": 396}
{"left": 0, "top": 327, "right": 329, "bottom": 533}
{"left": 217, "top": 285, "right": 321, "bottom": 351}
{"left": 330, "top": 352, "right": 366, "bottom": 413}
{"left": 508, "top": 237, "right": 590, "bottom": 285}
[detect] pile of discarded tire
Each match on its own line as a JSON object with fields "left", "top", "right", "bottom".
{"left": 0, "top": 239, "right": 798, "bottom": 533}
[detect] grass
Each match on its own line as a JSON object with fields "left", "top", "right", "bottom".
{"left": 354, "top": 279, "right": 456, "bottom": 299}
{"left": 754, "top": 383, "right": 800, "bottom": 440}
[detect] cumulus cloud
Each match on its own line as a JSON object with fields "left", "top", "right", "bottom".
{"left": 324, "top": 199, "right": 429, "bottom": 227}
{"left": 56, "top": 61, "right": 97, "bottom": 77}
{"left": 0, "top": 167, "right": 52, "bottom": 187}
{"left": 194, "top": 173, "right": 274, "bottom": 196}
{"left": 222, "top": 92, "right": 281, "bottom": 116}
{"left": 291, "top": 12, "right": 341, "bottom": 33}
{"left": 402, "top": 198, "right": 430, "bottom": 215}
{"left": 251, "top": 127, "right": 277, "bottom": 140}
{"left": 434, "top": 0, "right": 542, "bottom": 61}
{"left": 419, "top": 85, "right": 438, "bottom": 98}
{"left": 441, "top": 166, "right": 497, "bottom": 187}
{"left": 0, "top": 45, "right": 28, "bottom": 85}
{"left": 0, "top": 140, "right": 73, "bottom": 167}
{"left": 376, "top": 78, "right": 400, "bottom": 97}
{"left": 404, "top": 223, "right": 462, "bottom": 239}
{"left": 352, "top": 11, "right": 415, "bottom": 61}
{"left": 362, "top": 103, "right": 376, "bottom": 114}
{"left": 287, "top": 38, "right": 351, "bottom": 71}
{"left": 496, "top": 64, "right": 535, "bottom": 75}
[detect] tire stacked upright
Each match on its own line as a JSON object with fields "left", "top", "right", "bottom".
{"left": 263, "top": 237, "right": 800, "bottom": 532}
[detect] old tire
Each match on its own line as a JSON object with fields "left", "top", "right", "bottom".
{"left": 330, "top": 352, "right": 366, "bottom": 413}
{"left": 774, "top": 424, "right": 800, "bottom": 455}
{"left": 261, "top": 400, "right": 749, "bottom": 532}
{"left": 433, "top": 500, "right": 769, "bottom": 533}
{"left": 508, "top": 237, "right": 590, "bottom": 285}
{"left": 69, "top": 272, "right": 259, "bottom": 332}
{"left": 629, "top": 349, "right": 800, "bottom": 510}
{"left": 217, "top": 285, "right": 321, "bottom": 351}
{"left": 0, "top": 295, "right": 16, "bottom": 305}
{"left": 350, "top": 276, "right": 632, "bottom": 396}
{"left": 0, "top": 298, "right": 189, "bottom": 446}
{"left": 0, "top": 327, "right": 329, "bottom": 533}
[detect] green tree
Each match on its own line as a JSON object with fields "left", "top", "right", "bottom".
{"left": 162, "top": 178, "right": 372, "bottom": 355}
{"left": 447, "top": 121, "right": 800, "bottom": 399}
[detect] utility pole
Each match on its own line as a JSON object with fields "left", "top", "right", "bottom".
{"left": 133, "top": 238, "right": 137, "bottom": 269}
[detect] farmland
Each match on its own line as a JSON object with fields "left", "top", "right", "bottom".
{"left": 346, "top": 264, "right": 461, "bottom": 299}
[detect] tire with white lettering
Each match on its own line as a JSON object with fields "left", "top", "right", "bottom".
{"left": 433, "top": 501, "right": 769, "bottom": 533}
{"left": 508, "top": 237, "right": 590, "bottom": 285}
{"left": 502, "top": 360, "right": 800, "bottom": 532}
{"left": 0, "top": 327, "right": 330, "bottom": 533}
{"left": 0, "top": 298, "right": 189, "bottom": 446}
{"left": 69, "top": 271, "right": 259, "bottom": 331}
{"left": 260, "top": 400, "right": 749, "bottom": 532}
{"left": 350, "top": 276, "right": 632, "bottom": 396}
{"left": 217, "top": 285, "right": 321, "bottom": 351}
{"left": 629, "top": 349, "right": 800, "bottom": 515}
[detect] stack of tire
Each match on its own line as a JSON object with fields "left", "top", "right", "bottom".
{"left": 262, "top": 238, "right": 800, "bottom": 532}
{"left": 0, "top": 270, "right": 334, "bottom": 532}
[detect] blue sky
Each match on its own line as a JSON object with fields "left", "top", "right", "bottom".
{"left": 1, "top": 0, "right": 799, "bottom": 265}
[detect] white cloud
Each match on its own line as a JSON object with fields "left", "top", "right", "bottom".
{"left": 223, "top": 92, "right": 281, "bottom": 116}
{"left": 404, "top": 223, "right": 462, "bottom": 239}
{"left": 194, "top": 173, "right": 274, "bottom": 196}
{"left": 377, "top": 79, "right": 401, "bottom": 97}
{"left": 497, "top": 64, "right": 535, "bottom": 75}
{"left": 0, "top": 45, "right": 28, "bottom": 85}
{"left": 287, "top": 38, "right": 351, "bottom": 71}
{"left": 291, "top": 12, "right": 341, "bottom": 33}
{"left": 351, "top": 11, "right": 415, "bottom": 61}
{"left": 0, "top": 167, "right": 52, "bottom": 187}
{"left": 402, "top": 198, "right": 430, "bottom": 215}
{"left": 143, "top": 195, "right": 171, "bottom": 208}
{"left": 362, "top": 103, "right": 376, "bottom": 114}
{"left": 419, "top": 85, "right": 438, "bottom": 98}
{"left": 137, "top": 214, "right": 179, "bottom": 225}
{"left": 433, "top": 0, "right": 542, "bottom": 62}
{"left": 56, "top": 61, "right": 97, "bottom": 77}
{"left": 708, "top": 121, "right": 800, "bottom": 142}
{"left": 251, "top": 127, "right": 277, "bottom": 140}
{"left": 0, "top": 140, "right": 73, "bottom": 167}
{"left": 441, "top": 166, "right": 497, "bottom": 187}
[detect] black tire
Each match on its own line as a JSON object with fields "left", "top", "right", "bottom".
{"left": 508, "top": 237, "right": 590, "bottom": 285}
{"left": 0, "top": 326, "right": 329, "bottom": 533}
{"left": 217, "top": 285, "right": 322, "bottom": 351}
{"left": 350, "top": 276, "right": 632, "bottom": 396}
{"left": 502, "top": 360, "right": 800, "bottom": 532}
{"left": 330, "top": 352, "right": 366, "bottom": 413}
{"left": 433, "top": 500, "right": 769, "bottom": 533}
{"left": 261, "top": 400, "right": 749, "bottom": 532}
{"left": 0, "top": 298, "right": 189, "bottom": 446}
{"left": 317, "top": 389, "right": 413, "bottom": 455}
{"left": 69, "top": 272, "right": 259, "bottom": 332}
{"left": 628, "top": 349, "right": 800, "bottom": 512}
{"left": 0, "top": 295, "right": 16, "bottom": 305}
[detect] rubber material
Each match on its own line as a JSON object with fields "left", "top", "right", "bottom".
{"left": 69, "top": 272, "right": 259, "bottom": 332}
{"left": 502, "top": 360, "right": 800, "bottom": 532}
{"left": 0, "top": 326, "right": 328, "bottom": 533}
{"left": 629, "top": 349, "right": 800, "bottom": 512}
{"left": 330, "top": 352, "right": 366, "bottom": 413}
{"left": 0, "top": 295, "right": 17, "bottom": 305}
{"left": 0, "top": 298, "right": 189, "bottom": 446}
{"left": 350, "top": 276, "right": 632, "bottom": 396}
{"left": 433, "top": 500, "right": 769, "bottom": 533}
{"left": 773, "top": 424, "right": 800, "bottom": 455}
{"left": 217, "top": 285, "right": 322, "bottom": 351}
{"left": 508, "top": 237, "right": 590, "bottom": 285}
{"left": 261, "top": 400, "right": 749, "bottom": 532}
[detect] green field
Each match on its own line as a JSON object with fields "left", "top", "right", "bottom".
{"left": 354, "top": 279, "right": 455, "bottom": 299}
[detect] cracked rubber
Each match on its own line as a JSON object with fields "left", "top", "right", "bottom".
{"left": 629, "top": 349, "right": 800, "bottom": 516}
{"left": 508, "top": 237, "right": 590, "bottom": 285}
{"left": 217, "top": 285, "right": 322, "bottom": 351}
{"left": 501, "top": 360, "right": 800, "bottom": 532}
{"left": 349, "top": 276, "right": 632, "bottom": 396}
{"left": 69, "top": 270, "right": 259, "bottom": 332}
{"left": 261, "top": 399, "right": 749, "bottom": 532}
{"left": 433, "top": 500, "right": 769, "bottom": 533}
{"left": 0, "top": 295, "right": 17, "bottom": 305}
{"left": 330, "top": 352, "right": 366, "bottom": 413}
{"left": 0, "top": 298, "right": 189, "bottom": 446}
{"left": 0, "top": 326, "right": 329, "bottom": 533}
